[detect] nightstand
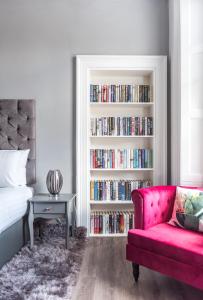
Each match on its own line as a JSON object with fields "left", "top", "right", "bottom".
{"left": 28, "top": 193, "right": 76, "bottom": 249}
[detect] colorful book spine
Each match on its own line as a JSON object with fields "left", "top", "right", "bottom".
{"left": 90, "top": 180, "right": 151, "bottom": 201}
{"left": 90, "top": 211, "right": 134, "bottom": 234}
{"left": 90, "top": 116, "right": 153, "bottom": 136}
{"left": 90, "top": 84, "right": 151, "bottom": 103}
{"left": 90, "top": 149, "right": 153, "bottom": 169}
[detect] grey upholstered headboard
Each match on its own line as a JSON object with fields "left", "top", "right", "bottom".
{"left": 0, "top": 100, "right": 36, "bottom": 185}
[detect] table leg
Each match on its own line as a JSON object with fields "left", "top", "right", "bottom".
{"left": 72, "top": 196, "right": 77, "bottom": 237}
{"left": 28, "top": 203, "right": 34, "bottom": 249}
{"left": 23, "top": 215, "right": 27, "bottom": 245}
{"left": 65, "top": 202, "right": 69, "bottom": 249}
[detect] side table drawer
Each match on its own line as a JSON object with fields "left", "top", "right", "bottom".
{"left": 34, "top": 203, "right": 65, "bottom": 214}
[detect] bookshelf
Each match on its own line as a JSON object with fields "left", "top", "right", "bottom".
{"left": 90, "top": 136, "right": 154, "bottom": 138}
{"left": 90, "top": 169, "right": 153, "bottom": 172}
{"left": 77, "top": 55, "right": 167, "bottom": 237}
{"left": 90, "top": 102, "right": 154, "bottom": 107}
{"left": 89, "top": 201, "right": 132, "bottom": 204}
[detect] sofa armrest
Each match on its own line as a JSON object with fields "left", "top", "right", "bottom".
{"left": 131, "top": 186, "right": 176, "bottom": 230}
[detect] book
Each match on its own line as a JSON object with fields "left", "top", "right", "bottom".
{"left": 90, "top": 210, "right": 135, "bottom": 234}
{"left": 90, "top": 180, "right": 151, "bottom": 201}
{"left": 90, "top": 116, "right": 153, "bottom": 136}
{"left": 90, "top": 149, "right": 153, "bottom": 169}
{"left": 90, "top": 84, "right": 151, "bottom": 103}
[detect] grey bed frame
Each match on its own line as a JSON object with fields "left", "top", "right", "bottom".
{"left": 0, "top": 100, "right": 36, "bottom": 268}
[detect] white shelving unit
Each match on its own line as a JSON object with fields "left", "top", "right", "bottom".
{"left": 90, "top": 102, "right": 154, "bottom": 107}
{"left": 90, "top": 233, "right": 127, "bottom": 237}
{"left": 90, "top": 136, "right": 154, "bottom": 138}
{"left": 77, "top": 55, "right": 167, "bottom": 237}
{"left": 89, "top": 201, "right": 132, "bottom": 204}
{"left": 90, "top": 168, "right": 154, "bottom": 171}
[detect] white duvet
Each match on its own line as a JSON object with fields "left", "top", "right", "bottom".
{"left": 0, "top": 186, "right": 33, "bottom": 234}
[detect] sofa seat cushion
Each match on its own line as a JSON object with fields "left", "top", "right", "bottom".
{"left": 128, "top": 223, "right": 203, "bottom": 267}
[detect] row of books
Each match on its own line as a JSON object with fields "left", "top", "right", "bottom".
{"left": 90, "top": 180, "right": 151, "bottom": 201}
{"left": 90, "top": 149, "right": 153, "bottom": 169}
{"left": 90, "top": 84, "right": 151, "bottom": 103}
{"left": 90, "top": 211, "right": 134, "bottom": 234}
{"left": 90, "top": 116, "right": 153, "bottom": 136}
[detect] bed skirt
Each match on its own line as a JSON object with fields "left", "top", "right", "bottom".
{"left": 0, "top": 217, "right": 29, "bottom": 269}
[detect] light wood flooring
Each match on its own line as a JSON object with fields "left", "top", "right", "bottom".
{"left": 72, "top": 238, "right": 203, "bottom": 300}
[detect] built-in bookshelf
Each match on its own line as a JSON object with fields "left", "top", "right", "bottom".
{"left": 77, "top": 55, "right": 167, "bottom": 237}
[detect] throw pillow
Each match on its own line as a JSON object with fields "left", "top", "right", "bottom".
{"left": 169, "top": 186, "right": 203, "bottom": 232}
{"left": 0, "top": 149, "right": 30, "bottom": 187}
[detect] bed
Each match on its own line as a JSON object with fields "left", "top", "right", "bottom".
{"left": 0, "top": 100, "right": 36, "bottom": 268}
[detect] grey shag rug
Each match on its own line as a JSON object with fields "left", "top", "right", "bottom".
{"left": 0, "top": 224, "right": 87, "bottom": 300}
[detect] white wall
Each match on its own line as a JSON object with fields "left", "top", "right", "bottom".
{"left": 0, "top": 0, "right": 169, "bottom": 192}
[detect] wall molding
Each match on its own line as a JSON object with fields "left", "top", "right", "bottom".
{"left": 169, "top": 0, "right": 181, "bottom": 185}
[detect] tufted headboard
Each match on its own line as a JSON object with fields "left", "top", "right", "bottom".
{"left": 0, "top": 100, "right": 36, "bottom": 185}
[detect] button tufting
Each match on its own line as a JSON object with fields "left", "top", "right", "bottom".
{"left": 0, "top": 100, "right": 36, "bottom": 185}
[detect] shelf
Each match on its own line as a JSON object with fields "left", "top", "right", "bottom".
{"left": 90, "top": 102, "right": 154, "bottom": 107}
{"left": 90, "top": 135, "right": 154, "bottom": 138}
{"left": 90, "top": 168, "right": 153, "bottom": 171}
{"left": 90, "top": 233, "right": 127, "bottom": 237}
{"left": 90, "top": 200, "right": 133, "bottom": 204}
{"left": 77, "top": 55, "right": 167, "bottom": 237}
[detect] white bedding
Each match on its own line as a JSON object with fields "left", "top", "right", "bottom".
{"left": 0, "top": 186, "right": 33, "bottom": 234}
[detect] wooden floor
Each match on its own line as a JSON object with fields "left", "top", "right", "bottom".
{"left": 72, "top": 238, "right": 203, "bottom": 300}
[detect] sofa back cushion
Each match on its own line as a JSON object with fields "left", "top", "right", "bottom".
{"left": 169, "top": 186, "right": 203, "bottom": 232}
{"left": 132, "top": 186, "right": 177, "bottom": 229}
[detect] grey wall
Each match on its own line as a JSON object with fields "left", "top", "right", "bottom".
{"left": 0, "top": 0, "right": 169, "bottom": 192}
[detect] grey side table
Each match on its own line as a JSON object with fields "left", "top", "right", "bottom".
{"left": 28, "top": 193, "right": 76, "bottom": 249}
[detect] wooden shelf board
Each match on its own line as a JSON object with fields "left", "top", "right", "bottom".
{"left": 90, "top": 168, "right": 153, "bottom": 171}
{"left": 90, "top": 102, "right": 154, "bottom": 106}
{"left": 90, "top": 135, "right": 154, "bottom": 138}
{"left": 90, "top": 233, "right": 127, "bottom": 237}
{"left": 90, "top": 200, "right": 133, "bottom": 204}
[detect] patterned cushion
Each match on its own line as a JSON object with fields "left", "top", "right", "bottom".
{"left": 169, "top": 187, "right": 203, "bottom": 232}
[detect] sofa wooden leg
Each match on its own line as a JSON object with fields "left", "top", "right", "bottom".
{"left": 132, "top": 263, "right": 139, "bottom": 282}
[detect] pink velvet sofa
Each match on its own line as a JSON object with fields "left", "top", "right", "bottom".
{"left": 126, "top": 186, "right": 203, "bottom": 290}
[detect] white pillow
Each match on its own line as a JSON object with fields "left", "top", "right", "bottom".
{"left": 17, "top": 149, "right": 30, "bottom": 186}
{"left": 0, "top": 149, "right": 30, "bottom": 187}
